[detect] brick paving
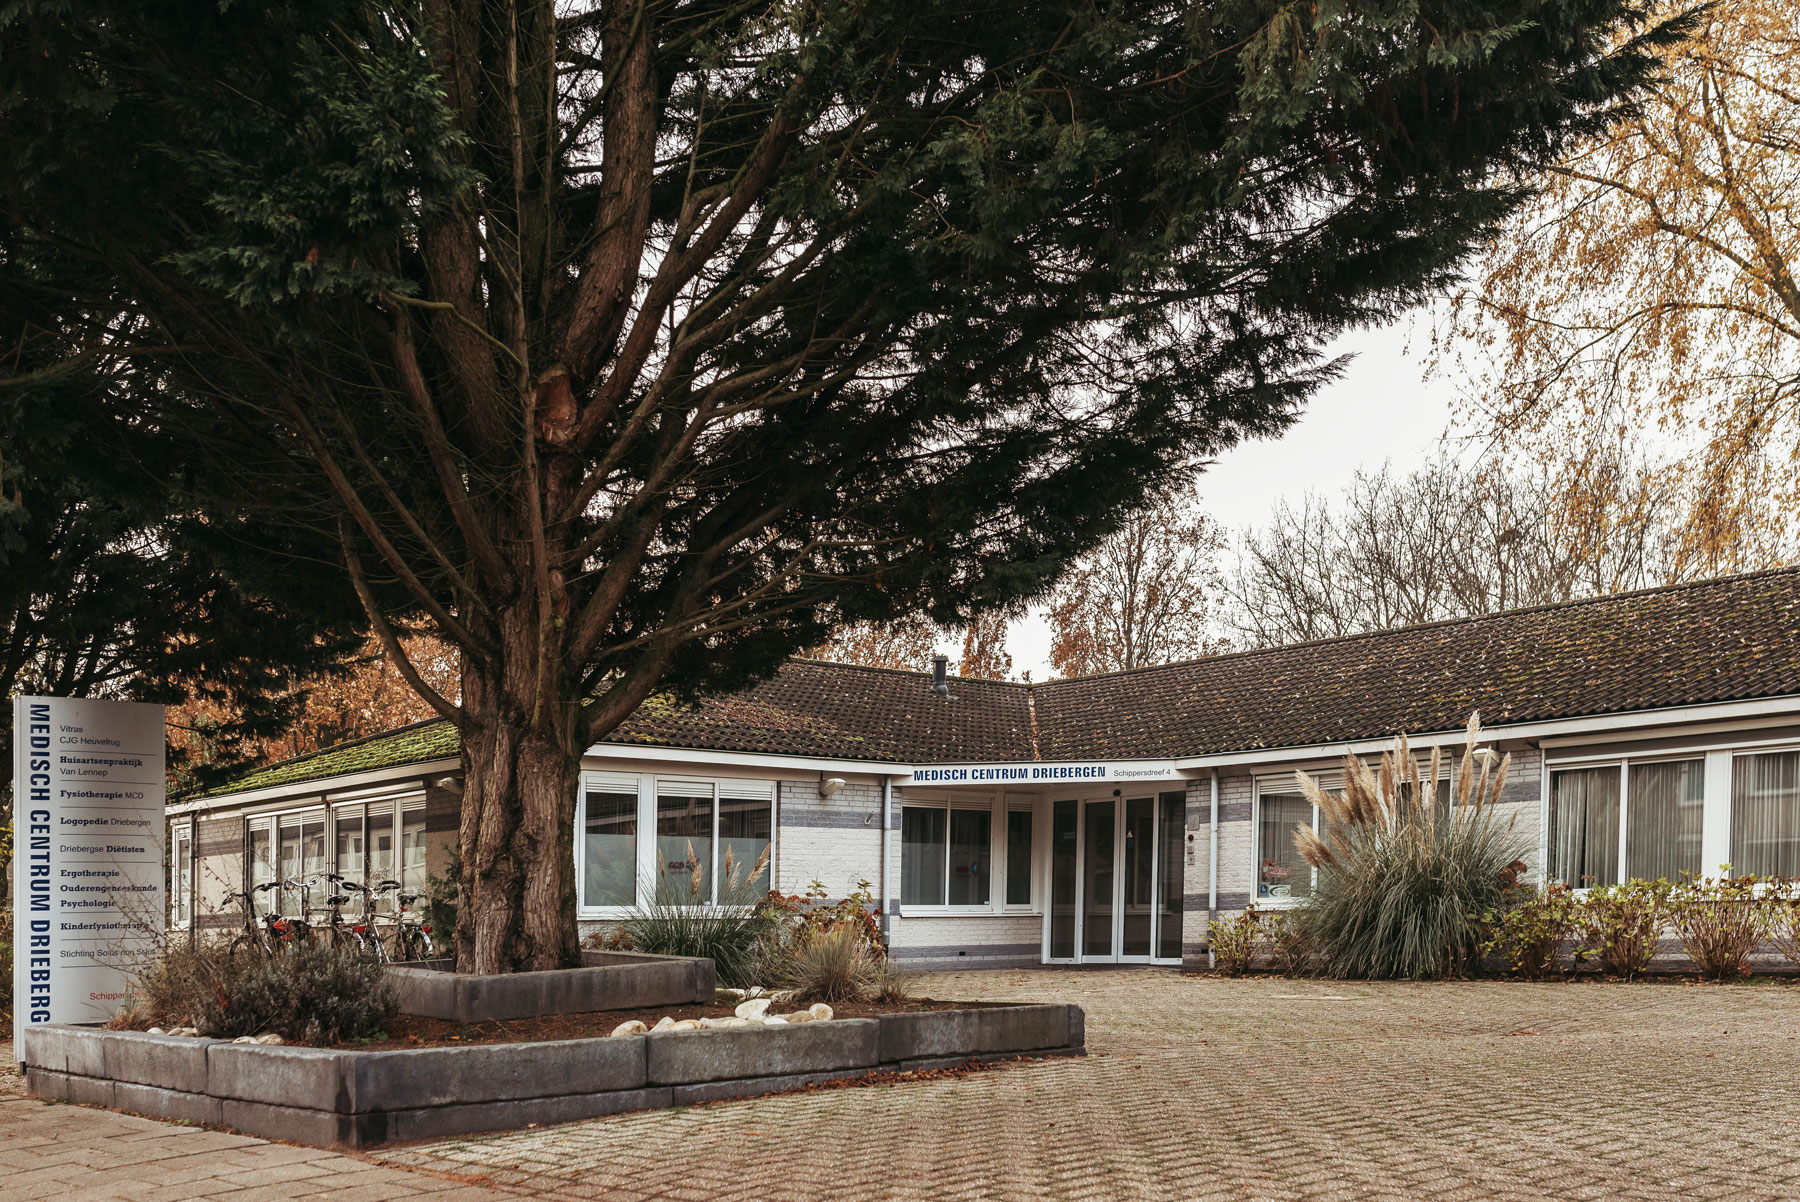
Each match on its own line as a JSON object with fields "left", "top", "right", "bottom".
{"left": 374, "top": 970, "right": 1800, "bottom": 1201}
{"left": 4, "top": 971, "right": 1799, "bottom": 1200}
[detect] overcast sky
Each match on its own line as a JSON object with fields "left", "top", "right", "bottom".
{"left": 984, "top": 317, "right": 1464, "bottom": 681}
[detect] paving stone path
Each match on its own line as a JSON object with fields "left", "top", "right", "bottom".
{"left": 3, "top": 970, "right": 1799, "bottom": 1200}
{"left": 374, "top": 970, "right": 1800, "bottom": 1201}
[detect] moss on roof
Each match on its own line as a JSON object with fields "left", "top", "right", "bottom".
{"left": 198, "top": 719, "right": 459, "bottom": 798}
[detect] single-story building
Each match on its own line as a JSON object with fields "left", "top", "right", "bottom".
{"left": 168, "top": 568, "right": 1800, "bottom": 970}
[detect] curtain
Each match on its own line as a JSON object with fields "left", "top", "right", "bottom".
{"left": 1549, "top": 767, "right": 1619, "bottom": 887}
{"left": 1626, "top": 760, "right": 1703, "bottom": 882}
{"left": 1258, "top": 793, "right": 1313, "bottom": 899}
{"left": 1731, "top": 751, "right": 1800, "bottom": 877}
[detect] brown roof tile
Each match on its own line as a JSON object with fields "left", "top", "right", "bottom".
{"left": 208, "top": 568, "right": 1800, "bottom": 794}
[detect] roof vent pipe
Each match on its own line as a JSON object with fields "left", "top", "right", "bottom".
{"left": 931, "top": 654, "right": 949, "bottom": 695}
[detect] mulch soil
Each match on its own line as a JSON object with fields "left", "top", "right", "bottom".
{"left": 338, "top": 997, "right": 1009, "bottom": 1051}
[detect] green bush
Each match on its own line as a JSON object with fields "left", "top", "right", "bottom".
{"left": 206, "top": 941, "right": 397, "bottom": 1044}
{"left": 1487, "top": 883, "right": 1577, "bottom": 978}
{"left": 1293, "top": 718, "right": 1526, "bottom": 980}
{"left": 622, "top": 842, "right": 776, "bottom": 987}
{"left": 1668, "top": 873, "right": 1766, "bottom": 980}
{"left": 1573, "top": 878, "right": 1670, "bottom": 978}
{"left": 1206, "top": 907, "right": 1263, "bottom": 976}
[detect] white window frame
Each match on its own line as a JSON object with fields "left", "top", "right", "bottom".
{"left": 898, "top": 790, "right": 1005, "bottom": 916}
{"left": 243, "top": 791, "right": 425, "bottom": 917}
{"left": 1000, "top": 799, "right": 1041, "bottom": 914}
{"left": 170, "top": 821, "right": 193, "bottom": 930}
{"left": 1545, "top": 755, "right": 1708, "bottom": 891}
{"left": 576, "top": 772, "right": 777, "bottom": 918}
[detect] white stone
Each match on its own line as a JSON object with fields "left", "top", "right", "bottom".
{"left": 722, "top": 987, "right": 746, "bottom": 999}
{"left": 610, "top": 1019, "right": 649, "bottom": 1037}
{"left": 809, "top": 1003, "right": 834, "bottom": 1022}
{"left": 768, "top": 990, "right": 796, "bottom": 1004}
{"left": 669, "top": 1019, "right": 703, "bottom": 1031}
{"left": 763, "top": 1016, "right": 788, "bottom": 1025}
{"left": 146, "top": 1027, "right": 165, "bottom": 1036}
{"left": 254, "top": 1033, "right": 284, "bottom": 1045}
{"left": 719, "top": 1017, "right": 750, "bottom": 1029}
{"left": 778, "top": 1010, "right": 813, "bottom": 1024}
{"left": 231, "top": 1036, "right": 257, "bottom": 1044}
{"left": 651, "top": 1016, "right": 677, "bottom": 1032}
{"left": 734, "top": 998, "right": 772, "bottom": 1021}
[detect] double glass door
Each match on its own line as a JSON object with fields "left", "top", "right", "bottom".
{"left": 1047, "top": 791, "right": 1184, "bottom": 963}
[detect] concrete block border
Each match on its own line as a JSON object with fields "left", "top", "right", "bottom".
{"left": 22, "top": 1002, "right": 1082, "bottom": 1149}
{"left": 385, "top": 950, "right": 715, "bottom": 1022}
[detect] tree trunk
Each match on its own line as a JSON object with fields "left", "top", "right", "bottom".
{"left": 454, "top": 602, "right": 581, "bottom": 975}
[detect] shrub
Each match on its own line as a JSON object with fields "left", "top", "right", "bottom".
{"left": 115, "top": 939, "right": 395, "bottom": 1044}
{"left": 1767, "top": 877, "right": 1800, "bottom": 972}
{"left": 1573, "top": 878, "right": 1670, "bottom": 978}
{"left": 1669, "top": 872, "right": 1768, "bottom": 980}
{"left": 868, "top": 958, "right": 918, "bottom": 1004}
{"left": 763, "top": 878, "right": 883, "bottom": 952}
{"left": 1262, "top": 910, "right": 1315, "bottom": 976}
{"left": 207, "top": 941, "right": 397, "bottom": 1044}
{"left": 622, "top": 842, "right": 775, "bottom": 987}
{"left": 1292, "top": 717, "right": 1526, "bottom": 980}
{"left": 776, "top": 922, "right": 878, "bottom": 1003}
{"left": 0, "top": 911, "right": 12, "bottom": 1014}
{"left": 1486, "top": 883, "right": 1577, "bottom": 978}
{"left": 1206, "top": 907, "right": 1263, "bottom": 976}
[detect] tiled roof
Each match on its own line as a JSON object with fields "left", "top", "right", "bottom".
{"left": 203, "top": 567, "right": 1800, "bottom": 796}
{"left": 1032, "top": 566, "right": 1800, "bottom": 758}
{"left": 601, "top": 659, "right": 1034, "bottom": 762}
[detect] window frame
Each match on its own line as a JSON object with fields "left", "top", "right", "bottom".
{"left": 169, "top": 820, "right": 193, "bottom": 930}
{"left": 575, "top": 772, "right": 777, "bottom": 918}
{"left": 243, "top": 791, "right": 425, "bottom": 918}
{"left": 896, "top": 790, "right": 1029, "bottom": 916}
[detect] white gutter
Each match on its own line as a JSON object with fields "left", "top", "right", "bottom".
{"left": 590, "top": 742, "right": 910, "bottom": 777}
{"left": 880, "top": 778, "right": 893, "bottom": 946}
{"left": 1208, "top": 769, "right": 1219, "bottom": 968}
{"left": 168, "top": 757, "right": 461, "bottom": 816}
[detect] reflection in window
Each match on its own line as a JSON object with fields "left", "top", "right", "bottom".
{"left": 1258, "top": 793, "right": 1312, "bottom": 899}
{"left": 1628, "top": 760, "right": 1703, "bottom": 882}
{"left": 718, "top": 792, "right": 773, "bottom": 896}
{"left": 584, "top": 791, "right": 638, "bottom": 907}
{"left": 948, "top": 809, "right": 991, "bottom": 906}
{"left": 1005, "top": 810, "right": 1033, "bottom": 907}
{"left": 334, "top": 810, "right": 365, "bottom": 883}
{"left": 657, "top": 791, "right": 714, "bottom": 904}
{"left": 1732, "top": 751, "right": 1800, "bottom": 877}
{"left": 171, "top": 825, "right": 192, "bottom": 927}
{"left": 1158, "top": 791, "right": 1184, "bottom": 959}
{"left": 1549, "top": 767, "right": 1620, "bottom": 887}
{"left": 900, "top": 806, "right": 947, "bottom": 906}
{"left": 400, "top": 801, "right": 428, "bottom": 892}
{"left": 247, "top": 822, "right": 275, "bottom": 916}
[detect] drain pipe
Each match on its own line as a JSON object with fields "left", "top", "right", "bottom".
{"left": 880, "top": 777, "right": 893, "bottom": 949}
{"left": 1208, "top": 769, "right": 1220, "bottom": 969}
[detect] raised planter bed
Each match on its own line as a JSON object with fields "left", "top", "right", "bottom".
{"left": 23, "top": 1002, "right": 1084, "bottom": 1148}
{"left": 385, "top": 950, "right": 714, "bottom": 1022}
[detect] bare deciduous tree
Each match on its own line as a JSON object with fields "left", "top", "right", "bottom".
{"left": 1047, "top": 497, "right": 1228, "bottom": 676}
{"left": 1225, "top": 456, "right": 1792, "bottom": 648}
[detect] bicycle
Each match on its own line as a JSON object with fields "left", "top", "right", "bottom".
{"left": 339, "top": 876, "right": 399, "bottom": 960}
{"left": 225, "top": 882, "right": 281, "bottom": 957}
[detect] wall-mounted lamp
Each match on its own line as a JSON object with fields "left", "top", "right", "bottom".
{"left": 435, "top": 775, "right": 464, "bottom": 796}
{"left": 820, "top": 776, "right": 847, "bottom": 798}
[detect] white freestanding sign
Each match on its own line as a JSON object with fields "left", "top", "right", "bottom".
{"left": 12, "top": 696, "right": 165, "bottom": 1060}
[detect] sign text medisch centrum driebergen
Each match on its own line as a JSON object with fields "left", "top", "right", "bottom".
{"left": 908, "top": 761, "right": 1180, "bottom": 784}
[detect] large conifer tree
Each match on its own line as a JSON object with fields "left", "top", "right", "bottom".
{"left": 0, "top": 0, "right": 1687, "bottom": 972}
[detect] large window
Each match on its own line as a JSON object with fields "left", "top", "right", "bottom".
{"left": 578, "top": 777, "right": 774, "bottom": 911}
{"left": 1549, "top": 760, "right": 1703, "bottom": 887}
{"left": 901, "top": 802, "right": 993, "bottom": 907}
{"left": 1257, "top": 792, "right": 1313, "bottom": 900}
{"left": 247, "top": 795, "right": 426, "bottom": 917}
{"left": 1549, "top": 766, "right": 1620, "bottom": 888}
{"left": 1732, "top": 750, "right": 1800, "bottom": 877}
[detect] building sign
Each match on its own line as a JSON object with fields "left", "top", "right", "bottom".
{"left": 906, "top": 760, "right": 1182, "bottom": 785}
{"left": 12, "top": 696, "right": 165, "bottom": 1058}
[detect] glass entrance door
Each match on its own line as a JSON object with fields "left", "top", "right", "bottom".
{"left": 1046, "top": 790, "right": 1185, "bottom": 964}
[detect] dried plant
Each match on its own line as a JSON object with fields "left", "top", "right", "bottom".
{"left": 1770, "top": 878, "right": 1800, "bottom": 971}
{"left": 624, "top": 843, "right": 774, "bottom": 986}
{"left": 1292, "top": 715, "right": 1525, "bottom": 979}
{"left": 1668, "top": 873, "right": 1767, "bottom": 980}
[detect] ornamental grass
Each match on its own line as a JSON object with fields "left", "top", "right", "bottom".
{"left": 623, "top": 842, "right": 774, "bottom": 987}
{"left": 1292, "top": 716, "right": 1526, "bottom": 980}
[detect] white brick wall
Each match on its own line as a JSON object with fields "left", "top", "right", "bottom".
{"left": 888, "top": 913, "right": 1041, "bottom": 969}
{"left": 775, "top": 779, "right": 885, "bottom": 900}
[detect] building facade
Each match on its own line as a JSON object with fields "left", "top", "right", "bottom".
{"left": 169, "top": 570, "right": 1800, "bottom": 970}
